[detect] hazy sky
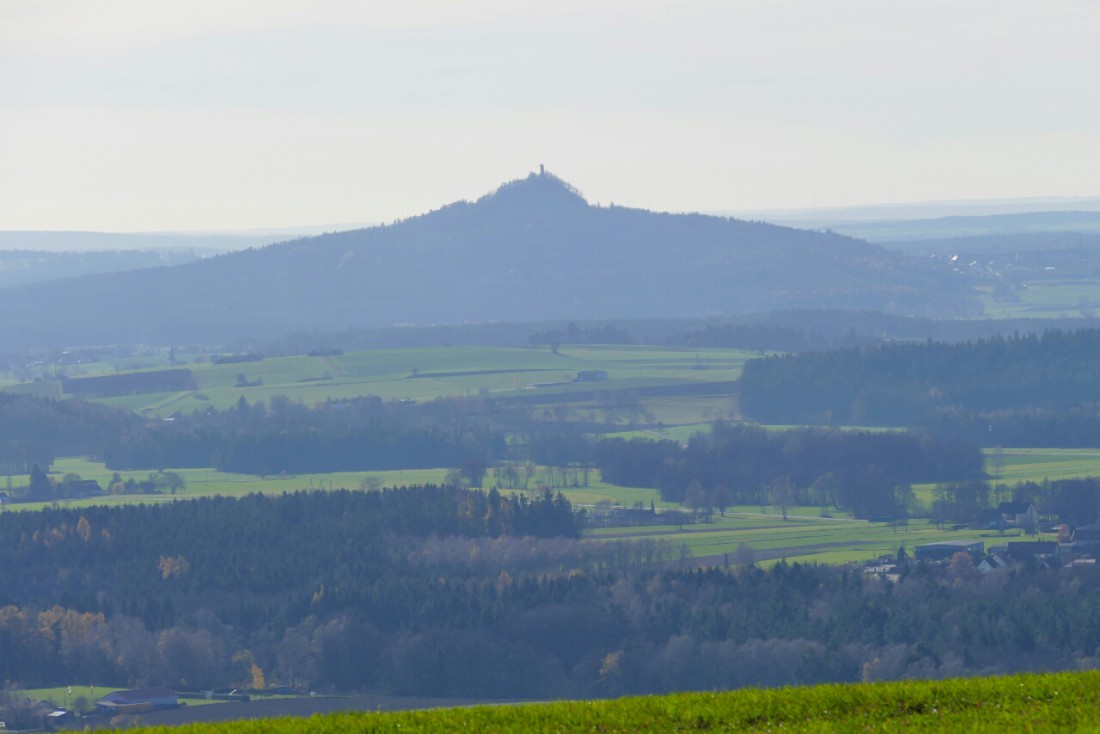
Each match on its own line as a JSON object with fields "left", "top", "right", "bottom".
{"left": 3, "top": 1, "right": 1100, "bottom": 231}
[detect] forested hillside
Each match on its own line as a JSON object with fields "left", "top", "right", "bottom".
{"left": 740, "top": 329, "right": 1100, "bottom": 438}
{"left": 666, "top": 310, "right": 1100, "bottom": 353}
{"left": 0, "top": 172, "right": 977, "bottom": 348}
{"left": 5, "top": 489, "right": 1100, "bottom": 698}
{"left": 0, "top": 249, "right": 205, "bottom": 289}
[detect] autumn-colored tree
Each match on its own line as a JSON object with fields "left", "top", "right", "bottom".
{"left": 76, "top": 516, "right": 92, "bottom": 542}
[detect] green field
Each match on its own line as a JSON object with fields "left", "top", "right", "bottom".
{"left": 902, "top": 447, "right": 1100, "bottom": 507}
{"left": 0, "top": 458, "right": 449, "bottom": 511}
{"left": 126, "top": 670, "right": 1100, "bottom": 733}
{"left": 584, "top": 510, "right": 1033, "bottom": 567}
{"left": 10, "top": 446, "right": 1091, "bottom": 566}
{"left": 20, "top": 686, "right": 223, "bottom": 709}
{"left": 568, "top": 444, "right": 1100, "bottom": 567}
{"left": 22, "top": 685, "right": 125, "bottom": 710}
{"left": 1, "top": 345, "right": 755, "bottom": 423}
{"left": 990, "top": 447, "right": 1100, "bottom": 482}
{"left": 980, "top": 279, "right": 1100, "bottom": 318}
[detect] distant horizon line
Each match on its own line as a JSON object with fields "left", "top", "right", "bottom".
{"left": 3, "top": 191, "right": 1100, "bottom": 238}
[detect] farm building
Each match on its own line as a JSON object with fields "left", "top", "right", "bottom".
{"left": 977, "top": 554, "right": 1010, "bottom": 574}
{"left": 1069, "top": 525, "right": 1100, "bottom": 555}
{"left": 60, "top": 479, "right": 102, "bottom": 499}
{"left": 96, "top": 688, "right": 179, "bottom": 715}
{"left": 998, "top": 502, "right": 1039, "bottom": 528}
{"left": 1006, "top": 541, "right": 1058, "bottom": 561}
{"left": 914, "top": 540, "right": 984, "bottom": 562}
{"left": 971, "top": 502, "right": 1039, "bottom": 531}
{"left": 574, "top": 370, "right": 608, "bottom": 382}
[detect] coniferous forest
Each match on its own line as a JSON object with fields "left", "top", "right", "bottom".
{"left": 5, "top": 487, "right": 1100, "bottom": 699}
{"left": 591, "top": 422, "right": 982, "bottom": 516}
{"left": 739, "top": 329, "right": 1100, "bottom": 445}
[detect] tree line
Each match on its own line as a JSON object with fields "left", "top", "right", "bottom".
{"left": 667, "top": 311, "right": 1100, "bottom": 353}
{"left": 918, "top": 405, "right": 1100, "bottom": 448}
{"left": 590, "top": 423, "right": 982, "bottom": 518}
{"left": 931, "top": 475, "right": 1100, "bottom": 527}
{"left": 0, "top": 392, "right": 505, "bottom": 476}
{"left": 739, "top": 329, "right": 1100, "bottom": 431}
{"left": 0, "top": 392, "right": 138, "bottom": 475}
{"left": 528, "top": 322, "right": 634, "bottom": 348}
{"left": 104, "top": 395, "right": 506, "bottom": 474}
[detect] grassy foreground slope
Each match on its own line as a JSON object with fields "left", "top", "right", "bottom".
{"left": 135, "top": 671, "right": 1100, "bottom": 733}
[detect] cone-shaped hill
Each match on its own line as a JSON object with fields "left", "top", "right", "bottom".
{"left": 0, "top": 171, "right": 976, "bottom": 347}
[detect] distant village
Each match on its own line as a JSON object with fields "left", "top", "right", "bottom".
{"left": 0, "top": 686, "right": 257, "bottom": 731}
{"left": 867, "top": 500, "right": 1100, "bottom": 581}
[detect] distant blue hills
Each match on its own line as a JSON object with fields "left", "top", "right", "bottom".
{"left": 0, "top": 171, "right": 978, "bottom": 348}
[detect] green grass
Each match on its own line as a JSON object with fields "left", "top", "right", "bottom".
{"left": 559, "top": 445, "right": 1100, "bottom": 565}
{"left": 0, "top": 458, "right": 449, "bottom": 512}
{"left": 987, "top": 447, "right": 1100, "bottom": 483}
{"left": 980, "top": 279, "right": 1100, "bottom": 318}
{"left": 5, "top": 450, "right": 1074, "bottom": 567}
{"left": 128, "top": 670, "right": 1100, "bottom": 733}
{"left": 21, "top": 685, "right": 226, "bottom": 709}
{"left": 22, "top": 685, "right": 125, "bottom": 708}
{"left": 589, "top": 511, "right": 1030, "bottom": 566}
{"left": 11, "top": 442, "right": 1100, "bottom": 569}
{"left": 906, "top": 448, "right": 1100, "bottom": 507}
{"left": 0, "top": 345, "right": 757, "bottom": 419}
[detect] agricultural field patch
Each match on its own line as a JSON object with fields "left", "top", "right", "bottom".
{"left": 987, "top": 447, "right": 1100, "bottom": 483}
{"left": 909, "top": 448, "right": 1100, "bottom": 508}
{"left": 980, "top": 279, "right": 1100, "bottom": 318}
{"left": 21, "top": 685, "right": 125, "bottom": 710}
{"left": 8, "top": 452, "right": 1071, "bottom": 567}
{"left": 20, "top": 686, "right": 226, "bottom": 710}
{"left": 1, "top": 345, "right": 756, "bottom": 420}
{"left": 593, "top": 511, "right": 1032, "bottom": 566}
{"left": 2, "top": 457, "right": 449, "bottom": 511}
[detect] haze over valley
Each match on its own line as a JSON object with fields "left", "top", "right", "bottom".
{"left": 6, "top": 2, "right": 1100, "bottom": 731}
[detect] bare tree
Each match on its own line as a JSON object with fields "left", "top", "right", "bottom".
{"left": 685, "top": 480, "right": 710, "bottom": 520}
{"left": 770, "top": 476, "right": 795, "bottom": 521}
{"left": 711, "top": 484, "right": 732, "bottom": 517}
